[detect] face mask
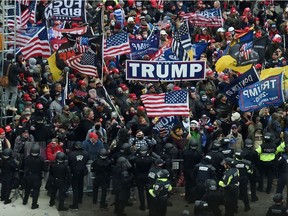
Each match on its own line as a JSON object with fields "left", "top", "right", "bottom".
{"left": 57, "top": 97, "right": 62, "bottom": 101}
{"left": 143, "top": 10, "right": 147, "bottom": 14}
{"left": 159, "top": 10, "right": 163, "bottom": 13}
{"left": 178, "top": 3, "right": 183, "bottom": 7}
{"left": 128, "top": 23, "right": 134, "bottom": 27}
{"left": 138, "top": 136, "right": 144, "bottom": 140}
{"left": 95, "top": 125, "right": 101, "bottom": 130}
{"left": 111, "top": 21, "right": 115, "bottom": 26}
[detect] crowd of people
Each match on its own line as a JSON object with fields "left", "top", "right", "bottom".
{"left": 1, "top": 0, "right": 288, "bottom": 216}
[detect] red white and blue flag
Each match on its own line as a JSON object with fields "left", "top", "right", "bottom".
{"left": 141, "top": 90, "right": 189, "bottom": 117}
{"left": 181, "top": 8, "right": 222, "bottom": 27}
{"left": 104, "top": 33, "right": 131, "bottom": 58}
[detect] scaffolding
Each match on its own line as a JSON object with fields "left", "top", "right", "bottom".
{"left": 1, "top": 0, "right": 18, "bottom": 125}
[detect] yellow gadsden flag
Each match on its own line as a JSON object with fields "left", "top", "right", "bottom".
{"left": 215, "top": 55, "right": 252, "bottom": 73}
{"left": 48, "top": 52, "right": 62, "bottom": 81}
{"left": 260, "top": 65, "right": 288, "bottom": 80}
{"left": 0, "top": 33, "right": 3, "bottom": 51}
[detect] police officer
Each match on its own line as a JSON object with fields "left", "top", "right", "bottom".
{"left": 233, "top": 150, "right": 252, "bottom": 212}
{"left": 160, "top": 143, "right": 177, "bottom": 186}
{"left": 201, "top": 179, "right": 224, "bottom": 216}
{"left": 23, "top": 144, "right": 48, "bottom": 209}
{"left": 91, "top": 148, "right": 112, "bottom": 209}
{"left": 266, "top": 193, "right": 288, "bottom": 216}
{"left": 219, "top": 157, "right": 239, "bottom": 216}
{"left": 192, "top": 155, "right": 217, "bottom": 200}
{"left": 242, "top": 139, "right": 259, "bottom": 202}
{"left": 49, "top": 152, "right": 70, "bottom": 211}
{"left": 134, "top": 145, "right": 154, "bottom": 211}
{"left": 182, "top": 139, "right": 202, "bottom": 202}
{"left": 149, "top": 169, "right": 172, "bottom": 216}
{"left": 112, "top": 157, "right": 134, "bottom": 216}
{"left": 148, "top": 158, "right": 165, "bottom": 188}
{"left": 68, "top": 141, "right": 89, "bottom": 210}
{"left": 275, "top": 144, "right": 288, "bottom": 194}
{"left": 0, "top": 148, "right": 18, "bottom": 204}
{"left": 219, "top": 138, "right": 234, "bottom": 158}
{"left": 206, "top": 140, "right": 225, "bottom": 180}
{"left": 256, "top": 132, "right": 277, "bottom": 194}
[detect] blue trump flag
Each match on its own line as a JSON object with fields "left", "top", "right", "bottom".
{"left": 130, "top": 33, "right": 159, "bottom": 59}
{"left": 192, "top": 42, "right": 208, "bottom": 60}
{"left": 224, "top": 67, "right": 259, "bottom": 104}
{"left": 238, "top": 73, "right": 284, "bottom": 112}
{"left": 152, "top": 116, "right": 179, "bottom": 134}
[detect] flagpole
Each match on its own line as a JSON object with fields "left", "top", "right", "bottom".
{"left": 101, "top": 4, "right": 105, "bottom": 83}
{"left": 219, "top": 8, "right": 224, "bottom": 27}
{"left": 100, "top": 80, "right": 124, "bottom": 124}
{"left": 16, "top": 26, "right": 45, "bottom": 55}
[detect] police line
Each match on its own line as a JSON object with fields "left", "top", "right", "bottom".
{"left": 126, "top": 60, "right": 206, "bottom": 81}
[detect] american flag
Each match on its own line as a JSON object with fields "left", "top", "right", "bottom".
{"left": 240, "top": 42, "right": 253, "bottom": 60}
{"left": 7, "top": 2, "right": 22, "bottom": 29}
{"left": 141, "top": 90, "right": 189, "bottom": 117}
{"left": 65, "top": 49, "right": 98, "bottom": 77}
{"left": 103, "top": 33, "right": 131, "bottom": 58}
{"left": 21, "top": 0, "right": 38, "bottom": 26}
{"left": 172, "top": 21, "right": 192, "bottom": 61}
{"left": 8, "top": 27, "right": 42, "bottom": 47}
{"left": 20, "top": 27, "right": 51, "bottom": 59}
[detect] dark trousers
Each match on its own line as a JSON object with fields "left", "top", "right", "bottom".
{"left": 49, "top": 179, "right": 66, "bottom": 208}
{"left": 23, "top": 175, "right": 42, "bottom": 206}
{"left": 1, "top": 175, "right": 13, "bottom": 201}
{"left": 183, "top": 171, "right": 193, "bottom": 201}
{"left": 114, "top": 189, "right": 130, "bottom": 216}
{"left": 136, "top": 177, "right": 149, "bottom": 209}
{"left": 224, "top": 186, "right": 238, "bottom": 216}
{"left": 93, "top": 177, "right": 109, "bottom": 207}
{"left": 71, "top": 172, "right": 84, "bottom": 207}
{"left": 239, "top": 176, "right": 249, "bottom": 208}
{"left": 248, "top": 173, "right": 257, "bottom": 199}
{"left": 276, "top": 174, "right": 288, "bottom": 194}
{"left": 258, "top": 161, "right": 274, "bottom": 193}
{"left": 149, "top": 196, "right": 168, "bottom": 216}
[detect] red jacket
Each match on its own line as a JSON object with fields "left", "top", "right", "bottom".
{"left": 46, "top": 142, "right": 64, "bottom": 161}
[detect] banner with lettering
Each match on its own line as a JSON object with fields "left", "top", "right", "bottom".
{"left": 45, "top": 0, "right": 87, "bottom": 22}
{"left": 182, "top": 8, "right": 223, "bottom": 27}
{"left": 224, "top": 67, "right": 259, "bottom": 104}
{"left": 130, "top": 33, "right": 159, "bottom": 60}
{"left": 126, "top": 60, "right": 206, "bottom": 81}
{"left": 238, "top": 73, "right": 284, "bottom": 112}
{"left": 152, "top": 116, "right": 179, "bottom": 134}
{"left": 50, "top": 38, "right": 68, "bottom": 52}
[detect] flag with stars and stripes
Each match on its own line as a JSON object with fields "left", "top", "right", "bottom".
{"left": 8, "top": 26, "right": 42, "bottom": 48}
{"left": 172, "top": 21, "right": 192, "bottom": 61}
{"left": 104, "top": 33, "right": 131, "bottom": 58}
{"left": 21, "top": 0, "right": 38, "bottom": 26}
{"left": 141, "top": 90, "right": 189, "bottom": 117}
{"left": 65, "top": 49, "right": 98, "bottom": 77}
{"left": 20, "top": 26, "right": 51, "bottom": 59}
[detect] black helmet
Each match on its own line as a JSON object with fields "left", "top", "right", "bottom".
{"left": 244, "top": 139, "right": 253, "bottom": 148}
{"left": 263, "top": 132, "right": 272, "bottom": 142}
{"left": 165, "top": 143, "right": 174, "bottom": 150}
{"left": 2, "top": 148, "right": 13, "bottom": 159}
{"left": 194, "top": 200, "right": 209, "bottom": 209}
{"left": 211, "top": 140, "right": 221, "bottom": 150}
{"left": 205, "top": 179, "right": 217, "bottom": 191}
{"left": 74, "top": 141, "right": 83, "bottom": 149}
{"left": 117, "top": 157, "right": 131, "bottom": 170}
{"left": 234, "top": 150, "right": 243, "bottom": 159}
{"left": 203, "top": 155, "right": 212, "bottom": 164}
{"left": 139, "top": 145, "right": 148, "bottom": 155}
{"left": 30, "top": 144, "right": 40, "bottom": 156}
{"left": 157, "top": 169, "right": 170, "bottom": 178}
{"left": 120, "top": 143, "right": 131, "bottom": 154}
{"left": 99, "top": 148, "right": 108, "bottom": 159}
{"left": 221, "top": 138, "right": 230, "bottom": 146}
{"left": 56, "top": 152, "right": 66, "bottom": 163}
{"left": 273, "top": 193, "right": 283, "bottom": 203}
{"left": 188, "top": 139, "right": 198, "bottom": 150}
{"left": 221, "top": 157, "right": 234, "bottom": 167}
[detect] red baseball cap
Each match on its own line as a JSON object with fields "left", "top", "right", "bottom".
{"left": 89, "top": 132, "right": 98, "bottom": 139}
{"left": 255, "top": 63, "right": 262, "bottom": 69}
{"left": 129, "top": 93, "right": 137, "bottom": 100}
